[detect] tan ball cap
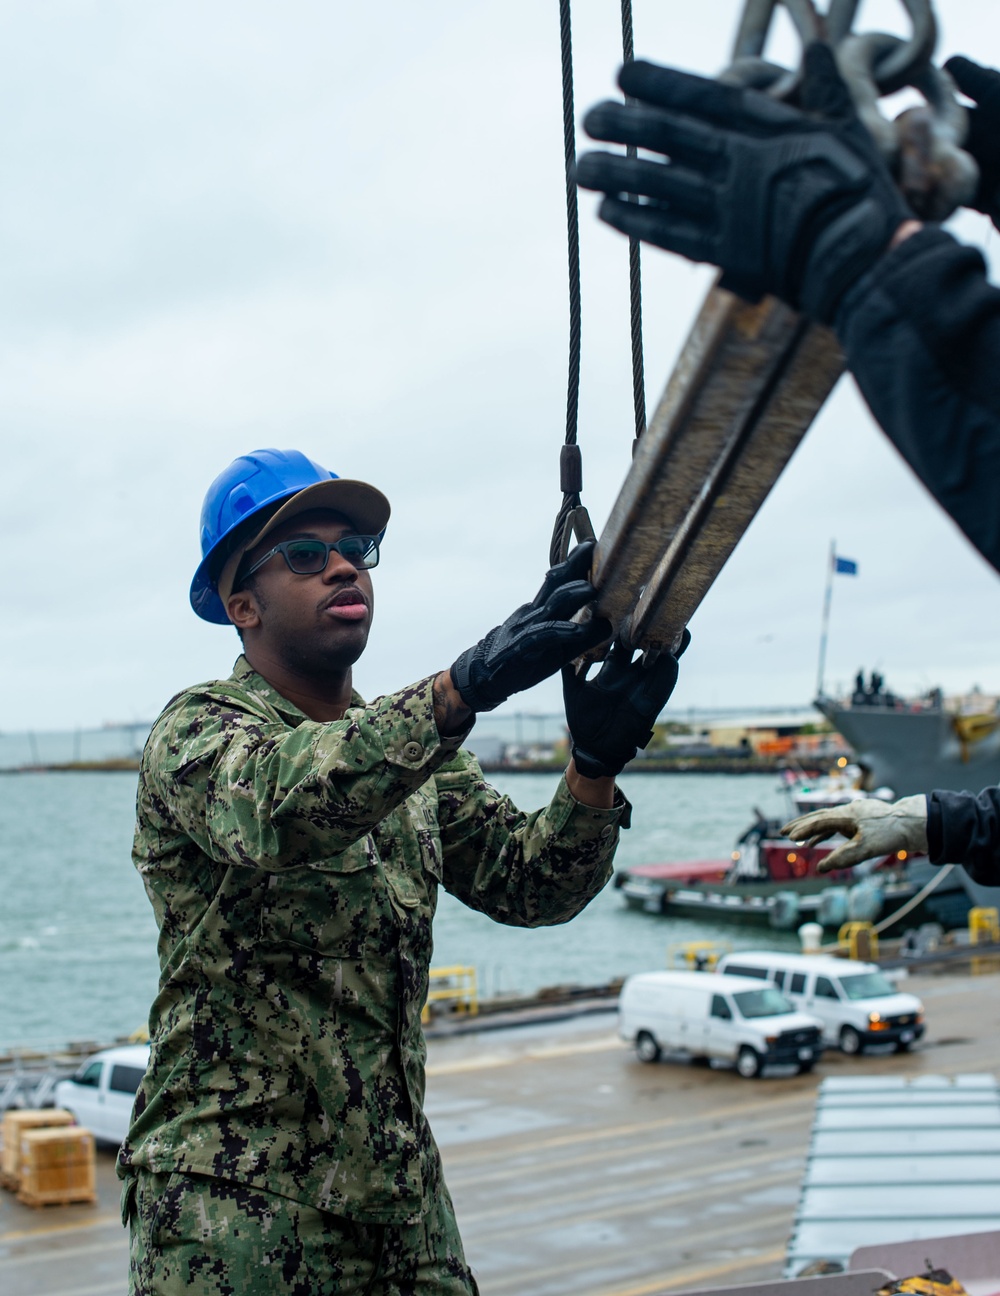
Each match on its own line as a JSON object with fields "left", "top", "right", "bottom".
{"left": 217, "top": 478, "right": 390, "bottom": 611}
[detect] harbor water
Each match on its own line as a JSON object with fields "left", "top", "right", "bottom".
{"left": 0, "top": 768, "right": 797, "bottom": 1050}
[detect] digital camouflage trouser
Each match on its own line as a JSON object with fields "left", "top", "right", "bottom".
{"left": 123, "top": 1171, "right": 479, "bottom": 1296}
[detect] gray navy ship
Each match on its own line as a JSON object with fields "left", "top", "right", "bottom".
{"left": 818, "top": 678, "right": 1000, "bottom": 799}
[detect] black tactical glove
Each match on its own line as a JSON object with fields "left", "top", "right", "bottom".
{"left": 576, "top": 43, "right": 913, "bottom": 324}
{"left": 563, "top": 633, "right": 689, "bottom": 779}
{"left": 944, "top": 56, "right": 1000, "bottom": 229}
{"left": 450, "top": 541, "right": 611, "bottom": 713}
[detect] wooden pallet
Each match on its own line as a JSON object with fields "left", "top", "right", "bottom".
{"left": 16, "top": 1186, "right": 98, "bottom": 1208}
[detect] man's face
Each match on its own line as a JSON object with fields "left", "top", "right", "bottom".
{"left": 228, "top": 508, "right": 376, "bottom": 675}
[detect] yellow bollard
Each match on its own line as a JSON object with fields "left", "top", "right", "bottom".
{"left": 838, "top": 921, "right": 878, "bottom": 962}
{"left": 666, "top": 940, "right": 730, "bottom": 972}
{"left": 969, "top": 907, "right": 1000, "bottom": 975}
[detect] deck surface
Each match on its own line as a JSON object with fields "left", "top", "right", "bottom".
{"left": 2, "top": 968, "right": 999, "bottom": 1296}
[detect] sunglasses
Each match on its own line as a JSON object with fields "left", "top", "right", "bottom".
{"left": 239, "top": 535, "right": 381, "bottom": 584}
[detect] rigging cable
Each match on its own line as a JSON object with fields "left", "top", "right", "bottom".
{"left": 550, "top": 0, "right": 644, "bottom": 566}
{"left": 551, "top": 0, "right": 587, "bottom": 566}
{"left": 621, "top": 0, "right": 646, "bottom": 448}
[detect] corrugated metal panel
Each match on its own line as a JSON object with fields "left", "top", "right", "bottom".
{"left": 815, "top": 1106, "right": 995, "bottom": 1129}
{"left": 797, "top": 1185, "right": 1000, "bottom": 1216}
{"left": 805, "top": 1155, "right": 1000, "bottom": 1184}
{"left": 811, "top": 1128, "right": 1000, "bottom": 1155}
{"left": 819, "top": 1076, "right": 996, "bottom": 1095}
{"left": 785, "top": 1074, "right": 1000, "bottom": 1277}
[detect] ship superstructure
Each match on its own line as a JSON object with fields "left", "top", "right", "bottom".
{"left": 818, "top": 689, "right": 1000, "bottom": 799}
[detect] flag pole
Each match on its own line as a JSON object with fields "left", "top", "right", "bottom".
{"left": 816, "top": 539, "right": 835, "bottom": 699}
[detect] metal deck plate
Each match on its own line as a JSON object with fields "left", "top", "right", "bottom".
{"left": 785, "top": 1074, "right": 1000, "bottom": 1277}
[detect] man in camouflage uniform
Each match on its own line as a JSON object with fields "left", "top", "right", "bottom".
{"left": 118, "top": 450, "right": 686, "bottom": 1295}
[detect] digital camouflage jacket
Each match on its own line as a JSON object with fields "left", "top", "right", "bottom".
{"left": 118, "top": 656, "right": 627, "bottom": 1223}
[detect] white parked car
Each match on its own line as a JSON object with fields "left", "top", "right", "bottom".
{"left": 54, "top": 1043, "right": 150, "bottom": 1145}
{"left": 715, "top": 951, "right": 925, "bottom": 1055}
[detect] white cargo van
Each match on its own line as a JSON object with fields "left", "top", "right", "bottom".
{"left": 715, "top": 951, "right": 924, "bottom": 1055}
{"left": 618, "top": 969, "right": 824, "bottom": 1078}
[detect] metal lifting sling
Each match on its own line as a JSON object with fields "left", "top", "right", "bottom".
{"left": 557, "top": 0, "right": 976, "bottom": 661}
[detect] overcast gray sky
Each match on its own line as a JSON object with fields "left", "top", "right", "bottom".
{"left": 2, "top": 0, "right": 999, "bottom": 731}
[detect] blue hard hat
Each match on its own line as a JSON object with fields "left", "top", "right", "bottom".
{"left": 190, "top": 448, "right": 391, "bottom": 624}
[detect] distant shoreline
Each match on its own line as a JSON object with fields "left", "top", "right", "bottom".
{"left": 0, "top": 759, "right": 142, "bottom": 774}
{"left": 0, "top": 756, "right": 825, "bottom": 776}
{"left": 481, "top": 759, "right": 826, "bottom": 775}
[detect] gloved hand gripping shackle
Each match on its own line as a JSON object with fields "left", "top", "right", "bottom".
{"left": 723, "top": 0, "right": 977, "bottom": 221}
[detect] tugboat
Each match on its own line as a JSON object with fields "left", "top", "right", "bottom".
{"left": 616, "top": 812, "right": 893, "bottom": 929}
{"left": 615, "top": 778, "right": 974, "bottom": 934}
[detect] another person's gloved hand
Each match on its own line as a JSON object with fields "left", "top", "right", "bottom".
{"left": 782, "top": 795, "right": 928, "bottom": 872}
{"left": 450, "top": 541, "right": 610, "bottom": 713}
{"left": 563, "top": 633, "right": 689, "bottom": 779}
{"left": 576, "top": 43, "right": 913, "bottom": 324}
{"left": 944, "top": 56, "right": 1000, "bottom": 229}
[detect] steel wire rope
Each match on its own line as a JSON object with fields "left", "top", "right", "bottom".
{"left": 561, "top": 0, "right": 581, "bottom": 455}
{"left": 550, "top": 0, "right": 642, "bottom": 566}
{"left": 550, "top": 0, "right": 584, "bottom": 566}
{"left": 621, "top": 0, "right": 646, "bottom": 446}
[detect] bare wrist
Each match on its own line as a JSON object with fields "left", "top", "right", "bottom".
{"left": 433, "top": 670, "right": 474, "bottom": 737}
{"left": 890, "top": 219, "right": 923, "bottom": 250}
{"left": 566, "top": 758, "right": 616, "bottom": 809}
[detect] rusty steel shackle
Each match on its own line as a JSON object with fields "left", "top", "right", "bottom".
{"left": 722, "top": 0, "right": 976, "bottom": 224}
{"left": 726, "top": 0, "right": 935, "bottom": 94}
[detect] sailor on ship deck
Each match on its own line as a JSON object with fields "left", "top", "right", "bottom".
{"left": 118, "top": 448, "right": 688, "bottom": 1296}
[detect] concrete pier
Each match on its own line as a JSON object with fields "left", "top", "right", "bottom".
{"left": 2, "top": 969, "right": 998, "bottom": 1296}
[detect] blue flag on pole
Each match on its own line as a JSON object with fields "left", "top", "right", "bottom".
{"left": 834, "top": 555, "right": 858, "bottom": 576}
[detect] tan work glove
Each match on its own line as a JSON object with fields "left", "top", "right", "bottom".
{"left": 782, "top": 795, "right": 928, "bottom": 873}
